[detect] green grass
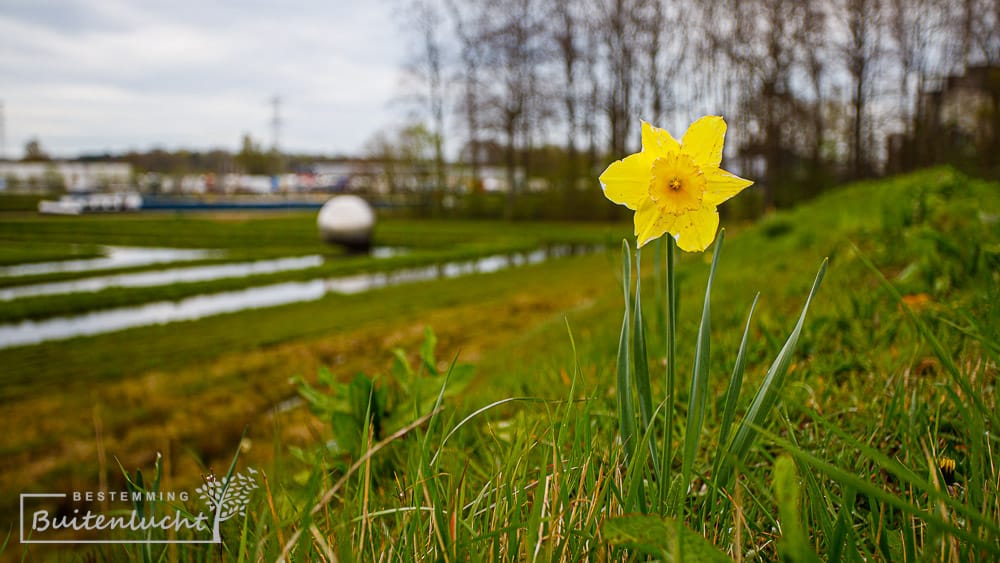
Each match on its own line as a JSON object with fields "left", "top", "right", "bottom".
{"left": 0, "top": 193, "right": 46, "bottom": 212}
{"left": 0, "top": 240, "right": 104, "bottom": 267}
{"left": 6, "top": 167, "right": 1000, "bottom": 560}
{"left": 278, "top": 167, "right": 997, "bottom": 560}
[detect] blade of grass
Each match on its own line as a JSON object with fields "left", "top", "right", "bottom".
{"left": 278, "top": 408, "right": 442, "bottom": 560}
{"left": 773, "top": 455, "right": 821, "bottom": 563}
{"left": 632, "top": 246, "right": 660, "bottom": 480}
{"left": 715, "top": 294, "right": 760, "bottom": 470}
{"left": 852, "top": 243, "right": 999, "bottom": 429}
{"left": 719, "top": 258, "right": 827, "bottom": 487}
{"left": 682, "top": 230, "right": 725, "bottom": 490}
{"left": 808, "top": 410, "right": 1000, "bottom": 537}
{"left": 759, "top": 426, "right": 1000, "bottom": 555}
{"left": 826, "top": 485, "right": 858, "bottom": 563}
{"left": 431, "top": 397, "right": 549, "bottom": 466}
{"left": 422, "top": 352, "right": 460, "bottom": 452}
{"left": 708, "top": 293, "right": 759, "bottom": 514}
{"left": 0, "top": 526, "right": 10, "bottom": 558}
{"left": 617, "top": 240, "right": 636, "bottom": 454}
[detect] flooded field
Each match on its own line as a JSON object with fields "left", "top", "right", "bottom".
{"left": 0, "top": 246, "right": 218, "bottom": 277}
{"left": 0, "top": 255, "right": 323, "bottom": 299}
{"left": 0, "top": 245, "right": 594, "bottom": 348}
{"left": 0, "top": 247, "right": 407, "bottom": 300}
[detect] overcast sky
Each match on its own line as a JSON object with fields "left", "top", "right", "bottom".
{"left": 0, "top": 0, "right": 413, "bottom": 159}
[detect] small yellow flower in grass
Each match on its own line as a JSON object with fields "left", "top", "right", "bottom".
{"left": 599, "top": 116, "right": 754, "bottom": 252}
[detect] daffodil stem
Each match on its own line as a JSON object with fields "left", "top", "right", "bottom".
{"left": 663, "top": 236, "right": 677, "bottom": 489}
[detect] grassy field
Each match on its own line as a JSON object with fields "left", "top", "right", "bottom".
{"left": 3, "top": 167, "right": 999, "bottom": 560}
{"left": 0, "top": 212, "right": 627, "bottom": 551}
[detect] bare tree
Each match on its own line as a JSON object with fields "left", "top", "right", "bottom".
{"left": 803, "top": 2, "right": 830, "bottom": 179}
{"left": 835, "top": 0, "right": 883, "bottom": 179}
{"left": 478, "top": 0, "right": 549, "bottom": 219}
{"left": 888, "top": 0, "right": 944, "bottom": 137}
{"left": 700, "top": 0, "right": 810, "bottom": 205}
{"left": 551, "top": 0, "right": 582, "bottom": 194}
{"left": 634, "top": 0, "right": 689, "bottom": 128}
{"left": 387, "top": 0, "right": 996, "bottom": 216}
{"left": 579, "top": 5, "right": 603, "bottom": 180}
{"left": 405, "top": 0, "right": 449, "bottom": 214}
{"left": 957, "top": 0, "right": 1000, "bottom": 67}
{"left": 364, "top": 130, "right": 399, "bottom": 193}
{"left": 647, "top": 1, "right": 666, "bottom": 123}
{"left": 598, "top": 0, "right": 641, "bottom": 157}
{"left": 446, "top": 0, "right": 490, "bottom": 189}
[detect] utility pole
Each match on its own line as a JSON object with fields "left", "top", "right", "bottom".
{"left": 270, "top": 95, "right": 281, "bottom": 152}
{"left": 0, "top": 100, "right": 6, "bottom": 160}
{"left": 270, "top": 95, "right": 283, "bottom": 177}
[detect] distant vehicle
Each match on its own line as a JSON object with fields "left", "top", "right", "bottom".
{"left": 38, "top": 193, "right": 142, "bottom": 215}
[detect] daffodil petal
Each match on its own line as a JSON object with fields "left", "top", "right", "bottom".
{"left": 641, "top": 120, "right": 680, "bottom": 157}
{"left": 681, "top": 115, "right": 726, "bottom": 168}
{"left": 599, "top": 152, "right": 654, "bottom": 210}
{"left": 703, "top": 167, "right": 754, "bottom": 206}
{"left": 672, "top": 205, "right": 720, "bottom": 252}
{"left": 634, "top": 199, "right": 669, "bottom": 247}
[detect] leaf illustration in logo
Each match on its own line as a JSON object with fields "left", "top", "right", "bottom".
{"left": 196, "top": 469, "right": 260, "bottom": 522}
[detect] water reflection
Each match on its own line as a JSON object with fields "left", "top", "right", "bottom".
{"left": 0, "top": 245, "right": 597, "bottom": 348}
{"left": 0, "top": 246, "right": 218, "bottom": 277}
{"left": 0, "top": 255, "right": 324, "bottom": 300}
{"left": 370, "top": 246, "right": 406, "bottom": 258}
{"left": 0, "top": 247, "right": 408, "bottom": 300}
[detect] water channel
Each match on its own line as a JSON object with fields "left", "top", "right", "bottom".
{"left": 0, "top": 246, "right": 218, "bottom": 277}
{"left": 0, "top": 245, "right": 597, "bottom": 349}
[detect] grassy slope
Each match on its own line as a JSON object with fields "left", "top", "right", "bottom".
{"left": 475, "top": 167, "right": 999, "bottom": 401}
{"left": 8, "top": 168, "right": 1000, "bottom": 560}
{"left": 281, "top": 167, "right": 996, "bottom": 560}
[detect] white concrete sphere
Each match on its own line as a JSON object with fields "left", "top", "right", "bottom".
{"left": 317, "top": 195, "right": 375, "bottom": 249}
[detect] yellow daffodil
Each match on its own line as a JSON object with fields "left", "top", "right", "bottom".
{"left": 599, "top": 116, "right": 753, "bottom": 252}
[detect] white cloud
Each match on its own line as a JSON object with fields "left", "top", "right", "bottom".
{"left": 0, "top": 0, "right": 408, "bottom": 157}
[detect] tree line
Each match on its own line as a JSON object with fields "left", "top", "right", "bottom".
{"left": 389, "top": 0, "right": 999, "bottom": 216}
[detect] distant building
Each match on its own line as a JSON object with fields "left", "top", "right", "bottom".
{"left": 0, "top": 161, "right": 132, "bottom": 192}
{"left": 0, "top": 158, "right": 554, "bottom": 197}
{"left": 312, "top": 161, "right": 387, "bottom": 193}
{"left": 889, "top": 65, "right": 1000, "bottom": 173}
{"left": 934, "top": 66, "right": 999, "bottom": 141}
